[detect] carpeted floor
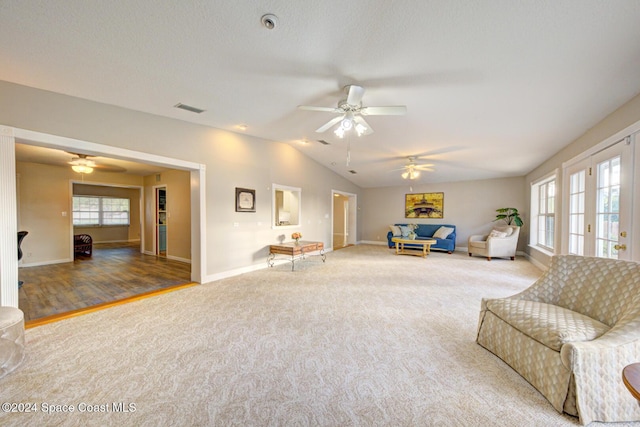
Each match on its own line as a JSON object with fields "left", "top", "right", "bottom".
{"left": 1, "top": 245, "right": 638, "bottom": 426}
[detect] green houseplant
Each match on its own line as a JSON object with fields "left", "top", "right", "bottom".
{"left": 494, "top": 207, "right": 523, "bottom": 226}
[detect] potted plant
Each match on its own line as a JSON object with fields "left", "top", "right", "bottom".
{"left": 494, "top": 208, "right": 523, "bottom": 226}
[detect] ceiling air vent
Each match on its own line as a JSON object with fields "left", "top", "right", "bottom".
{"left": 174, "top": 103, "right": 206, "bottom": 114}
{"left": 317, "top": 139, "right": 330, "bottom": 145}
{"left": 348, "top": 170, "right": 357, "bottom": 174}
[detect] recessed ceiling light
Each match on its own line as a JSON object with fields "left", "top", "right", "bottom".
{"left": 237, "top": 124, "right": 248, "bottom": 131}
{"left": 300, "top": 139, "right": 310, "bottom": 145}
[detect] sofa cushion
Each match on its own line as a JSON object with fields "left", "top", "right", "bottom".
{"left": 433, "top": 226, "right": 454, "bottom": 239}
{"left": 389, "top": 225, "right": 401, "bottom": 237}
{"left": 486, "top": 299, "right": 610, "bottom": 352}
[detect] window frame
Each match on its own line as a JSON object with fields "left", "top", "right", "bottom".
{"left": 72, "top": 195, "right": 131, "bottom": 227}
{"left": 530, "top": 171, "right": 557, "bottom": 253}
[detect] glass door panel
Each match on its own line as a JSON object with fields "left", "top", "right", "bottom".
{"left": 563, "top": 136, "right": 632, "bottom": 259}
{"left": 595, "top": 156, "right": 621, "bottom": 259}
{"left": 568, "top": 170, "right": 586, "bottom": 255}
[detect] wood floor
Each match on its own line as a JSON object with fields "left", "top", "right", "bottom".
{"left": 18, "top": 242, "right": 192, "bottom": 323}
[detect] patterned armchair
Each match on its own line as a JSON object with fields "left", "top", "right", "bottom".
{"left": 476, "top": 255, "right": 640, "bottom": 425}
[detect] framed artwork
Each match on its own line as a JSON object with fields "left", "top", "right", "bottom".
{"left": 405, "top": 192, "right": 444, "bottom": 218}
{"left": 235, "top": 187, "right": 256, "bottom": 212}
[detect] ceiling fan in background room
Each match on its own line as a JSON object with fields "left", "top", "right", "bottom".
{"left": 392, "top": 156, "right": 434, "bottom": 180}
{"left": 298, "top": 85, "right": 407, "bottom": 138}
{"left": 68, "top": 153, "right": 126, "bottom": 174}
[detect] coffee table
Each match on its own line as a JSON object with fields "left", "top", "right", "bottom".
{"left": 391, "top": 237, "right": 436, "bottom": 258}
{"left": 268, "top": 241, "right": 325, "bottom": 271}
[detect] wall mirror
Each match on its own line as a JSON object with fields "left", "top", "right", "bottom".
{"left": 272, "top": 184, "right": 301, "bottom": 228}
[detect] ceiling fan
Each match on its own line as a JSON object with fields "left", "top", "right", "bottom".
{"left": 391, "top": 156, "right": 434, "bottom": 180}
{"left": 68, "top": 153, "right": 126, "bottom": 174}
{"left": 298, "top": 85, "right": 407, "bottom": 138}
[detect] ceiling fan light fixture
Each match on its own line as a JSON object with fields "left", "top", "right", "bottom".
{"left": 334, "top": 126, "right": 346, "bottom": 138}
{"left": 71, "top": 164, "right": 93, "bottom": 174}
{"left": 402, "top": 167, "right": 420, "bottom": 180}
{"left": 355, "top": 123, "right": 367, "bottom": 136}
{"left": 69, "top": 156, "right": 96, "bottom": 174}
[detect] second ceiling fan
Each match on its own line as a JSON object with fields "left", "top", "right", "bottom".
{"left": 298, "top": 85, "right": 407, "bottom": 138}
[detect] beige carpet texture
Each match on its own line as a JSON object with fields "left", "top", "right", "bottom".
{"left": 2, "top": 245, "right": 639, "bottom": 426}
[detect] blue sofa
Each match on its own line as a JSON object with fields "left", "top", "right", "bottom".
{"left": 387, "top": 224, "right": 456, "bottom": 254}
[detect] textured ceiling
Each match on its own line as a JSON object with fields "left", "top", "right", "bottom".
{"left": 2, "top": 1, "right": 640, "bottom": 187}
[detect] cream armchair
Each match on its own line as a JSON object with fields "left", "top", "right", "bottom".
{"left": 468, "top": 225, "right": 519, "bottom": 260}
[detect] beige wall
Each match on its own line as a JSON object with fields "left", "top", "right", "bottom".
{"left": 16, "top": 161, "right": 143, "bottom": 266}
{"left": 361, "top": 176, "right": 527, "bottom": 251}
{"left": 143, "top": 170, "right": 191, "bottom": 261}
{"left": 525, "top": 92, "right": 640, "bottom": 266}
{"left": 2, "top": 81, "right": 363, "bottom": 277}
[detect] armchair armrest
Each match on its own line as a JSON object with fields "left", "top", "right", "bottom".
{"left": 561, "top": 292, "right": 640, "bottom": 424}
{"left": 469, "top": 234, "right": 488, "bottom": 243}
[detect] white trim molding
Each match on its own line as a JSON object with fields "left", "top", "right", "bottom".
{"left": 0, "top": 126, "right": 19, "bottom": 307}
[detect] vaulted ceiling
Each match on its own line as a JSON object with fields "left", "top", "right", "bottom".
{"left": 2, "top": 1, "right": 640, "bottom": 187}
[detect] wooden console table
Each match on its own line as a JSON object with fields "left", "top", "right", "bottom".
{"left": 268, "top": 241, "right": 325, "bottom": 271}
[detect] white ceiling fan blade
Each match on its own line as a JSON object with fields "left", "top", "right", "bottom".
{"left": 353, "top": 115, "right": 374, "bottom": 135}
{"left": 346, "top": 85, "right": 365, "bottom": 105}
{"left": 360, "top": 106, "right": 407, "bottom": 116}
{"left": 298, "top": 105, "right": 342, "bottom": 113}
{"left": 315, "top": 115, "right": 344, "bottom": 133}
{"left": 414, "top": 164, "right": 435, "bottom": 170}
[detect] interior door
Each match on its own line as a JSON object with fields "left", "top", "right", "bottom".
{"left": 156, "top": 186, "right": 167, "bottom": 257}
{"left": 566, "top": 137, "right": 633, "bottom": 259}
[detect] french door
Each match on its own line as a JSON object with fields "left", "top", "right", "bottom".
{"left": 565, "top": 137, "right": 633, "bottom": 259}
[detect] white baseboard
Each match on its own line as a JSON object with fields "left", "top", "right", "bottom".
{"left": 523, "top": 253, "right": 548, "bottom": 270}
{"left": 166, "top": 255, "right": 191, "bottom": 264}
{"left": 203, "top": 248, "right": 333, "bottom": 284}
{"left": 94, "top": 239, "right": 141, "bottom": 244}
{"left": 360, "top": 240, "right": 388, "bottom": 246}
{"left": 20, "top": 258, "right": 72, "bottom": 268}
{"left": 141, "top": 250, "right": 191, "bottom": 264}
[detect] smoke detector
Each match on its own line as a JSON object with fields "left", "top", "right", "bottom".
{"left": 261, "top": 14, "right": 278, "bottom": 30}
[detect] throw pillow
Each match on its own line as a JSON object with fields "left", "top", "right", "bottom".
{"left": 399, "top": 225, "right": 412, "bottom": 237}
{"left": 433, "top": 226, "right": 454, "bottom": 239}
{"left": 493, "top": 225, "right": 514, "bottom": 236}
{"left": 489, "top": 229, "right": 508, "bottom": 238}
{"left": 389, "top": 225, "right": 401, "bottom": 237}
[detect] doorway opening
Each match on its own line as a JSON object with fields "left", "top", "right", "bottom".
{"left": 332, "top": 190, "right": 357, "bottom": 250}
{"left": 1, "top": 125, "right": 205, "bottom": 315}
{"left": 156, "top": 186, "right": 167, "bottom": 257}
